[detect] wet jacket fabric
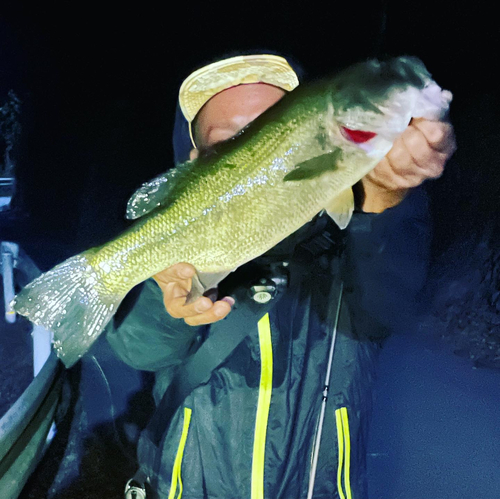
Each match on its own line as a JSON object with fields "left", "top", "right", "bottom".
{"left": 107, "top": 187, "right": 431, "bottom": 499}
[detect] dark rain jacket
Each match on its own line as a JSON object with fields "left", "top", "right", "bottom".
{"left": 107, "top": 187, "right": 431, "bottom": 499}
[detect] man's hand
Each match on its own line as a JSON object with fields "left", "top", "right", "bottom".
{"left": 153, "top": 263, "right": 234, "bottom": 326}
{"left": 360, "top": 118, "right": 456, "bottom": 213}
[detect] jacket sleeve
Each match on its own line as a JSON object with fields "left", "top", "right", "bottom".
{"left": 341, "top": 186, "right": 432, "bottom": 338}
{"left": 106, "top": 278, "right": 201, "bottom": 371}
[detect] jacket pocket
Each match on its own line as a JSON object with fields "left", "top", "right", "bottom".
{"left": 335, "top": 407, "right": 352, "bottom": 499}
{"left": 168, "top": 407, "right": 193, "bottom": 499}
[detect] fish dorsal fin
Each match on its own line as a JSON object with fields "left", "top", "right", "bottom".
{"left": 324, "top": 188, "right": 355, "bottom": 229}
{"left": 283, "top": 148, "right": 342, "bottom": 182}
{"left": 126, "top": 167, "right": 182, "bottom": 220}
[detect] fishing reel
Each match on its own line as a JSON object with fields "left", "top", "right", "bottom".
{"left": 247, "top": 261, "right": 290, "bottom": 304}
{"left": 217, "top": 257, "right": 291, "bottom": 306}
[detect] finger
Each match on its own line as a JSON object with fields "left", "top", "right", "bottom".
{"left": 184, "top": 299, "right": 233, "bottom": 326}
{"left": 411, "top": 118, "right": 456, "bottom": 154}
{"left": 385, "top": 133, "right": 415, "bottom": 174}
{"left": 366, "top": 158, "right": 401, "bottom": 190}
{"left": 369, "top": 139, "right": 415, "bottom": 190}
{"left": 368, "top": 154, "right": 431, "bottom": 191}
{"left": 165, "top": 293, "right": 214, "bottom": 319}
{"left": 366, "top": 158, "right": 418, "bottom": 191}
{"left": 153, "top": 263, "right": 196, "bottom": 287}
{"left": 400, "top": 125, "right": 446, "bottom": 177}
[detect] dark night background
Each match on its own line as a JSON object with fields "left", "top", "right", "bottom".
{"left": 1, "top": 1, "right": 500, "bottom": 498}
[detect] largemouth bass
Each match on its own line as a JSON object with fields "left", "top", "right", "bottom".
{"left": 13, "top": 56, "right": 452, "bottom": 367}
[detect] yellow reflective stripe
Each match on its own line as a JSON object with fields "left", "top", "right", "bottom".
{"left": 168, "top": 407, "right": 192, "bottom": 499}
{"left": 340, "top": 408, "right": 352, "bottom": 499}
{"left": 251, "top": 313, "right": 274, "bottom": 499}
{"left": 335, "top": 409, "right": 346, "bottom": 499}
{"left": 335, "top": 407, "right": 352, "bottom": 499}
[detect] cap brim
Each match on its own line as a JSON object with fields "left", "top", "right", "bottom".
{"left": 179, "top": 54, "right": 300, "bottom": 146}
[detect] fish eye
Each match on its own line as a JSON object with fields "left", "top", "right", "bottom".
{"left": 340, "top": 126, "right": 377, "bottom": 144}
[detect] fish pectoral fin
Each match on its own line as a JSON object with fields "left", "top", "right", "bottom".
{"left": 185, "top": 270, "right": 232, "bottom": 304}
{"left": 324, "top": 188, "right": 355, "bottom": 229}
{"left": 283, "top": 148, "right": 342, "bottom": 181}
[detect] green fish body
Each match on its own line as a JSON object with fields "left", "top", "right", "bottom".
{"left": 13, "top": 56, "right": 452, "bottom": 367}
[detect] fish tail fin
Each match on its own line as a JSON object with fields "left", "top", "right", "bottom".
{"left": 12, "top": 249, "right": 125, "bottom": 368}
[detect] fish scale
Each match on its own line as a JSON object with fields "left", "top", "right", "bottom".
{"left": 12, "top": 56, "right": 452, "bottom": 367}
{"left": 93, "top": 108, "right": 331, "bottom": 290}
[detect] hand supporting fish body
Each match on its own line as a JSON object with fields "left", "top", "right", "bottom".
{"left": 13, "top": 56, "right": 452, "bottom": 367}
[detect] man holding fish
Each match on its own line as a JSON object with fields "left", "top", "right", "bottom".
{"left": 105, "top": 53, "right": 456, "bottom": 499}
{"left": 155, "top": 55, "right": 454, "bottom": 328}
{"left": 15, "top": 53, "right": 456, "bottom": 498}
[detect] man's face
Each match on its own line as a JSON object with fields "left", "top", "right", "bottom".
{"left": 191, "top": 83, "right": 286, "bottom": 156}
